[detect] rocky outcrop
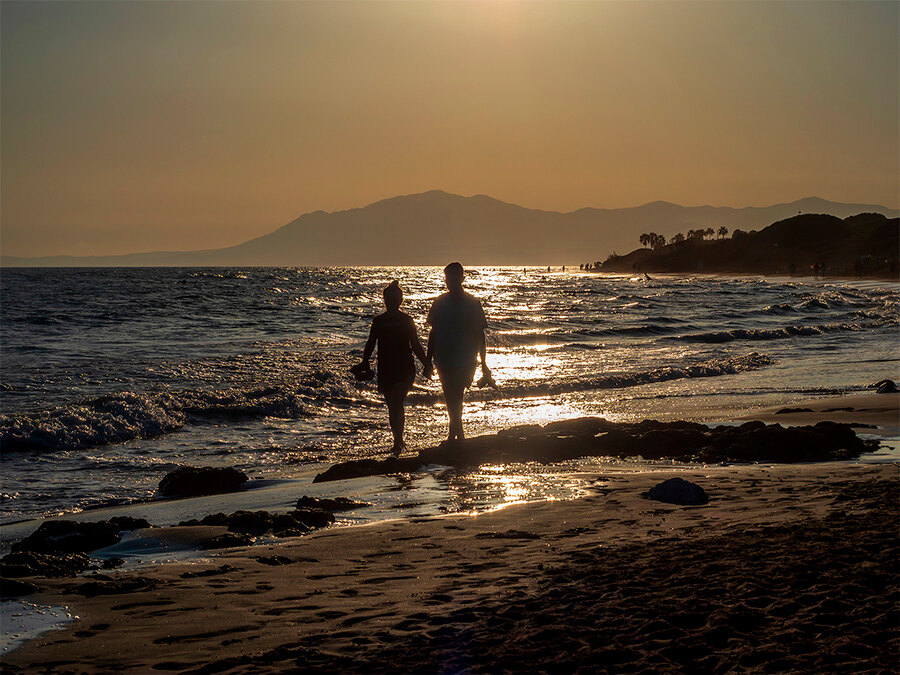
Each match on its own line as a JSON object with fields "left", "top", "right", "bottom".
{"left": 1, "top": 517, "right": 152, "bottom": 590}
{"left": 647, "top": 477, "right": 709, "bottom": 505}
{"left": 10, "top": 517, "right": 150, "bottom": 555}
{"left": 179, "top": 507, "right": 335, "bottom": 539}
{"left": 158, "top": 466, "right": 248, "bottom": 497}
{"left": 313, "top": 417, "right": 875, "bottom": 483}
{"left": 1, "top": 551, "right": 92, "bottom": 578}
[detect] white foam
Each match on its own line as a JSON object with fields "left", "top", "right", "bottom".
{"left": 0, "top": 599, "right": 77, "bottom": 656}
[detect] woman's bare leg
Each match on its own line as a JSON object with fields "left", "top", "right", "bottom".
{"left": 385, "top": 383, "right": 411, "bottom": 453}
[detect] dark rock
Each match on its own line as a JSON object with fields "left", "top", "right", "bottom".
{"left": 1, "top": 577, "right": 38, "bottom": 598}
{"left": 707, "top": 422, "right": 868, "bottom": 463}
{"left": 202, "top": 533, "right": 253, "bottom": 549}
{"left": 295, "top": 496, "right": 369, "bottom": 512}
{"left": 313, "top": 456, "right": 421, "bottom": 483}
{"left": 629, "top": 429, "right": 709, "bottom": 460}
{"left": 872, "top": 379, "right": 898, "bottom": 393}
{"left": 12, "top": 520, "right": 121, "bottom": 554}
{"left": 158, "top": 466, "right": 248, "bottom": 497}
{"left": 108, "top": 516, "right": 152, "bottom": 531}
{"left": 199, "top": 513, "right": 230, "bottom": 527}
{"left": 542, "top": 416, "right": 614, "bottom": 437}
{"left": 594, "top": 429, "right": 640, "bottom": 456}
{"left": 271, "top": 515, "right": 310, "bottom": 538}
{"left": 273, "top": 528, "right": 307, "bottom": 538}
{"left": 101, "top": 557, "right": 126, "bottom": 569}
{"left": 253, "top": 555, "right": 294, "bottom": 566}
{"left": 195, "top": 508, "right": 333, "bottom": 537}
{"left": 223, "top": 511, "right": 273, "bottom": 536}
{"left": 291, "top": 508, "right": 335, "bottom": 529}
{"left": 736, "top": 420, "right": 766, "bottom": 432}
{"left": 496, "top": 423, "right": 544, "bottom": 438}
{"left": 313, "top": 417, "right": 872, "bottom": 483}
{"left": 179, "top": 564, "right": 237, "bottom": 578}
{"left": 647, "top": 477, "right": 709, "bottom": 505}
{"left": 0, "top": 551, "right": 92, "bottom": 577}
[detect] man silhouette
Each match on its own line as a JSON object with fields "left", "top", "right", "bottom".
{"left": 425, "top": 262, "right": 490, "bottom": 443}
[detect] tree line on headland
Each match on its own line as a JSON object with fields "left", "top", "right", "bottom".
{"left": 586, "top": 212, "right": 899, "bottom": 279}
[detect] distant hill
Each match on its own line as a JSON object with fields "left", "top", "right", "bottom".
{"left": 2, "top": 191, "right": 897, "bottom": 267}
{"left": 599, "top": 212, "right": 900, "bottom": 277}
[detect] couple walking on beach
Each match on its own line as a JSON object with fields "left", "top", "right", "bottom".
{"left": 355, "top": 262, "right": 491, "bottom": 454}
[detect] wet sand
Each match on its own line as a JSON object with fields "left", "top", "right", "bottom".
{"left": 3, "top": 461, "right": 897, "bottom": 674}
{"left": 742, "top": 392, "right": 899, "bottom": 433}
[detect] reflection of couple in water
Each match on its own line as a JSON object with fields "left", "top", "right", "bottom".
{"left": 355, "top": 262, "right": 491, "bottom": 455}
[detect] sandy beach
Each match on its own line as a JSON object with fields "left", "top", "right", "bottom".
{"left": 742, "top": 392, "right": 899, "bottom": 433}
{"left": 3, "top": 455, "right": 897, "bottom": 674}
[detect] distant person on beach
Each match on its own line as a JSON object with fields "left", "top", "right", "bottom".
{"left": 425, "top": 262, "right": 491, "bottom": 443}
{"left": 357, "top": 281, "right": 428, "bottom": 455}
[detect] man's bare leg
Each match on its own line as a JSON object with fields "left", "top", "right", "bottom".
{"left": 442, "top": 382, "right": 466, "bottom": 442}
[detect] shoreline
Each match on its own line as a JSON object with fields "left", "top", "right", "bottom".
{"left": 3, "top": 391, "right": 896, "bottom": 537}
{"left": 741, "top": 392, "right": 899, "bottom": 432}
{"left": 3, "top": 462, "right": 896, "bottom": 673}
{"left": 2, "top": 393, "right": 898, "bottom": 672}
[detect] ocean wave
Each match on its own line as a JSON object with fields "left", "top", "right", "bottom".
{"left": 493, "top": 323, "right": 682, "bottom": 348}
{"left": 407, "top": 353, "right": 772, "bottom": 404}
{"left": 669, "top": 323, "right": 864, "bottom": 344}
{"left": 0, "top": 392, "right": 186, "bottom": 453}
{"left": 0, "top": 374, "right": 369, "bottom": 453}
{"left": 579, "top": 324, "right": 680, "bottom": 338}
{"left": 762, "top": 303, "right": 797, "bottom": 314}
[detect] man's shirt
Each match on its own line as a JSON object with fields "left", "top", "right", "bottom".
{"left": 427, "top": 291, "right": 486, "bottom": 370}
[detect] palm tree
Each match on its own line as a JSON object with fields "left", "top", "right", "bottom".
{"left": 717, "top": 226, "right": 728, "bottom": 239}
{"left": 639, "top": 233, "right": 651, "bottom": 248}
{"left": 703, "top": 227, "right": 715, "bottom": 240}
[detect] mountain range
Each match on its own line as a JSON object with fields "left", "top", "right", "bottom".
{"left": 2, "top": 191, "right": 897, "bottom": 267}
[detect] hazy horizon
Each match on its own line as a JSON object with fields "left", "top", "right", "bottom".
{"left": 2, "top": 0, "right": 898, "bottom": 257}
{"left": 2, "top": 190, "right": 895, "bottom": 267}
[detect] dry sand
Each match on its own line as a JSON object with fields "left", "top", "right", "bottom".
{"left": 3, "top": 461, "right": 897, "bottom": 674}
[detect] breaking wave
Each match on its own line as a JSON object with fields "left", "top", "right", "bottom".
{"left": 0, "top": 372, "right": 369, "bottom": 453}
{"left": 669, "top": 323, "right": 866, "bottom": 344}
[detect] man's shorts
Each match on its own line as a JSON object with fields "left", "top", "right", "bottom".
{"left": 436, "top": 365, "right": 477, "bottom": 392}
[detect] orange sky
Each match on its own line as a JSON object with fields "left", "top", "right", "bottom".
{"left": 2, "top": 1, "right": 898, "bottom": 257}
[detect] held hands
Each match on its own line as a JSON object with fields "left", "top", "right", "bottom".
{"left": 349, "top": 360, "right": 375, "bottom": 382}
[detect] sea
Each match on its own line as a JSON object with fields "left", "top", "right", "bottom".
{"left": 1, "top": 267, "right": 898, "bottom": 534}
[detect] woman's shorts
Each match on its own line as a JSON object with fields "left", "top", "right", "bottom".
{"left": 378, "top": 377, "right": 415, "bottom": 396}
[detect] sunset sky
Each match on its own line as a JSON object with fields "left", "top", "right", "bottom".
{"left": 2, "top": 0, "right": 897, "bottom": 257}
